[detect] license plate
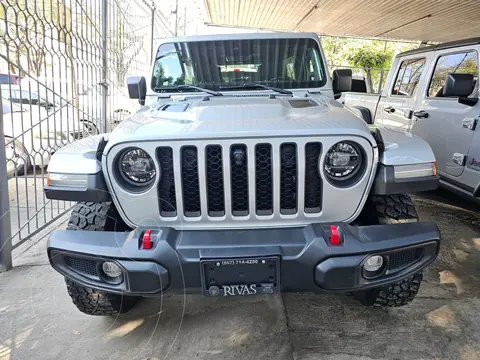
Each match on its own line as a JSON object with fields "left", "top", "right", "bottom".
{"left": 201, "top": 257, "right": 280, "bottom": 297}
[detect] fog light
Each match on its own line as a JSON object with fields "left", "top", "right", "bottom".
{"left": 102, "top": 261, "right": 122, "bottom": 278}
{"left": 363, "top": 255, "right": 384, "bottom": 272}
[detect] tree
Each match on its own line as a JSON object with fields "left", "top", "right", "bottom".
{"left": 0, "top": 1, "right": 59, "bottom": 76}
{"left": 346, "top": 47, "right": 390, "bottom": 92}
{"left": 321, "top": 36, "right": 419, "bottom": 93}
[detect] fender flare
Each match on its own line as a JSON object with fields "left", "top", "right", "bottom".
{"left": 351, "top": 106, "right": 373, "bottom": 124}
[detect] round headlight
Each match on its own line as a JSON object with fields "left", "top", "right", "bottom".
{"left": 324, "top": 141, "right": 363, "bottom": 183}
{"left": 119, "top": 148, "right": 156, "bottom": 186}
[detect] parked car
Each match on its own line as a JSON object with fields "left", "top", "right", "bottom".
{"left": 2, "top": 84, "right": 100, "bottom": 138}
{"left": 0, "top": 73, "right": 20, "bottom": 85}
{"left": 343, "top": 37, "right": 480, "bottom": 201}
{"left": 44, "top": 32, "right": 440, "bottom": 316}
{"left": 2, "top": 93, "right": 91, "bottom": 175}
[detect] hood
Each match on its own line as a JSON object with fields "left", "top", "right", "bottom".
{"left": 106, "top": 95, "right": 375, "bottom": 147}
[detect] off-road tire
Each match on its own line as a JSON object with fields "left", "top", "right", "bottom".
{"left": 67, "top": 201, "right": 130, "bottom": 232}
{"left": 355, "top": 194, "right": 422, "bottom": 307}
{"left": 65, "top": 202, "right": 137, "bottom": 316}
{"left": 355, "top": 273, "right": 423, "bottom": 307}
{"left": 66, "top": 279, "right": 138, "bottom": 315}
{"left": 359, "top": 194, "right": 419, "bottom": 225}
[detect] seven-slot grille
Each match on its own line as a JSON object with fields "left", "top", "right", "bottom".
{"left": 156, "top": 142, "right": 322, "bottom": 219}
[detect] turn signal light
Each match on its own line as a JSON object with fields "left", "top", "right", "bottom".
{"left": 142, "top": 230, "right": 153, "bottom": 249}
{"left": 329, "top": 225, "right": 341, "bottom": 245}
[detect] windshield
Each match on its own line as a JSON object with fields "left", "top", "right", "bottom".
{"left": 151, "top": 38, "right": 326, "bottom": 92}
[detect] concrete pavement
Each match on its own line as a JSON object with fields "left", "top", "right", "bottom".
{"left": 1, "top": 190, "right": 480, "bottom": 360}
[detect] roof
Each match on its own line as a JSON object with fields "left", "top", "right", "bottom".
{"left": 158, "top": 32, "right": 320, "bottom": 43}
{"left": 397, "top": 37, "right": 480, "bottom": 57}
{"left": 204, "top": 0, "right": 480, "bottom": 42}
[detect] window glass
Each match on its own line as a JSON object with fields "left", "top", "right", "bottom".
{"left": 151, "top": 38, "right": 326, "bottom": 92}
{"left": 391, "top": 58, "right": 425, "bottom": 96}
{"left": 1, "top": 88, "right": 10, "bottom": 99}
{"left": 428, "top": 51, "right": 478, "bottom": 97}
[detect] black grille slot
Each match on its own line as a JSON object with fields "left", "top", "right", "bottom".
{"left": 280, "top": 143, "right": 297, "bottom": 214}
{"left": 206, "top": 145, "right": 225, "bottom": 216}
{"left": 65, "top": 256, "right": 98, "bottom": 277}
{"left": 230, "top": 144, "right": 249, "bottom": 216}
{"left": 157, "top": 147, "right": 177, "bottom": 217}
{"left": 181, "top": 146, "right": 201, "bottom": 217}
{"left": 255, "top": 143, "right": 273, "bottom": 215}
{"left": 304, "top": 142, "right": 322, "bottom": 213}
{"left": 388, "top": 248, "right": 423, "bottom": 270}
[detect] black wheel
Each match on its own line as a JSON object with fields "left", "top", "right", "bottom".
{"left": 358, "top": 194, "right": 419, "bottom": 225}
{"left": 67, "top": 201, "right": 130, "bottom": 232}
{"left": 65, "top": 202, "right": 137, "bottom": 315}
{"left": 4, "top": 136, "right": 29, "bottom": 178}
{"left": 80, "top": 120, "right": 100, "bottom": 136}
{"left": 354, "top": 194, "right": 422, "bottom": 307}
{"left": 66, "top": 279, "right": 137, "bottom": 315}
{"left": 355, "top": 273, "right": 423, "bottom": 307}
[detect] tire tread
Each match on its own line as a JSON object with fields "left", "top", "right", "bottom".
{"left": 64, "top": 202, "right": 136, "bottom": 316}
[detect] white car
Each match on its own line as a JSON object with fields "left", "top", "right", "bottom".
{"left": 2, "top": 96, "right": 91, "bottom": 176}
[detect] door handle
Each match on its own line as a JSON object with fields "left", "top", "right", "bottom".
{"left": 384, "top": 106, "right": 396, "bottom": 114}
{"left": 413, "top": 110, "right": 429, "bottom": 119}
{"left": 462, "top": 117, "right": 477, "bottom": 130}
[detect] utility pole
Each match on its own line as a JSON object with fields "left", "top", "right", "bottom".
{"left": 101, "top": 0, "right": 108, "bottom": 133}
{"left": 151, "top": 2, "right": 156, "bottom": 62}
{"left": 174, "top": 0, "right": 178, "bottom": 36}
{"left": 0, "top": 96, "right": 12, "bottom": 272}
{"left": 184, "top": 6, "right": 187, "bottom": 36}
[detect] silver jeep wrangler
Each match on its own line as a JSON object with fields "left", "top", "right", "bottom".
{"left": 45, "top": 33, "right": 441, "bottom": 315}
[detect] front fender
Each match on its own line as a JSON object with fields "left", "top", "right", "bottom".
{"left": 371, "top": 125, "right": 439, "bottom": 195}
{"left": 46, "top": 134, "right": 106, "bottom": 174}
{"left": 44, "top": 135, "right": 111, "bottom": 202}
{"left": 375, "top": 125, "right": 436, "bottom": 166}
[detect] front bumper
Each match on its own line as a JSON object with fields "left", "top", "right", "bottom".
{"left": 47, "top": 222, "right": 440, "bottom": 296}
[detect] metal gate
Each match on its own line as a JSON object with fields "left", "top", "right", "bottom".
{"left": 0, "top": 0, "right": 169, "bottom": 270}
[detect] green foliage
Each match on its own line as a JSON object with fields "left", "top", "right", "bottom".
{"left": 321, "top": 36, "right": 419, "bottom": 92}
{"left": 154, "top": 62, "right": 173, "bottom": 87}
{"left": 0, "top": 0, "right": 60, "bottom": 76}
{"left": 346, "top": 48, "right": 390, "bottom": 70}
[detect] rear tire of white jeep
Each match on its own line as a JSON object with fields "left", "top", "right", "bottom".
{"left": 354, "top": 194, "right": 423, "bottom": 307}
{"left": 65, "top": 202, "right": 138, "bottom": 316}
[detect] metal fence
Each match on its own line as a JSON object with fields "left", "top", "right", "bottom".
{"left": 0, "top": 0, "right": 168, "bottom": 270}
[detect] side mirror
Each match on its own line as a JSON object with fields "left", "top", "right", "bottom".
{"left": 443, "top": 73, "right": 474, "bottom": 97}
{"left": 127, "top": 76, "right": 147, "bottom": 105}
{"left": 332, "top": 69, "right": 352, "bottom": 95}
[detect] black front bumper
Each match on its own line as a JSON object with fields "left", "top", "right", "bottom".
{"left": 47, "top": 222, "right": 440, "bottom": 296}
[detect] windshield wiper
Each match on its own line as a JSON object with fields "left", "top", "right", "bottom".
{"left": 219, "top": 83, "right": 293, "bottom": 95}
{"left": 155, "top": 85, "right": 222, "bottom": 96}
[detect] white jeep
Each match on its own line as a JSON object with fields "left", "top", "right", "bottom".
{"left": 343, "top": 37, "right": 480, "bottom": 202}
{"left": 45, "top": 33, "right": 440, "bottom": 315}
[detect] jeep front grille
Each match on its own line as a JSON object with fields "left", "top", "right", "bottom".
{"left": 157, "top": 147, "right": 177, "bottom": 217}
{"left": 155, "top": 141, "right": 323, "bottom": 220}
{"left": 230, "top": 144, "right": 249, "bottom": 216}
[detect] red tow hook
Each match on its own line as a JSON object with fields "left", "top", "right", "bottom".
{"left": 142, "top": 230, "right": 153, "bottom": 249}
{"left": 329, "top": 225, "right": 341, "bottom": 246}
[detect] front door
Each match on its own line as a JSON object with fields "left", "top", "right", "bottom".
{"left": 378, "top": 56, "right": 428, "bottom": 131}
{"left": 410, "top": 48, "right": 479, "bottom": 177}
